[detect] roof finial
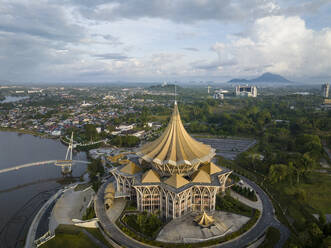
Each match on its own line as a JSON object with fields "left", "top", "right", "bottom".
{"left": 174, "top": 84, "right": 177, "bottom": 105}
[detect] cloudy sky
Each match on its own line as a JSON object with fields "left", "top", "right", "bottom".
{"left": 0, "top": 0, "right": 331, "bottom": 83}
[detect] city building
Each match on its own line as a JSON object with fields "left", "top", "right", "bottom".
{"left": 110, "top": 102, "right": 232, "bottom": 219}
{"left": 81, "top": 100, "right": 92, "bottom": 107}
{"left": 213, "top": 92, "right": 224, "bottom": 100}
{"left": 322, "top": 83, "right": 329, "bottom": 98}
{"left": 321, "top": 98, "right": 331, "bottom": 109}
{"left": 235, "top": 85, "right": 257, "bottom": 97}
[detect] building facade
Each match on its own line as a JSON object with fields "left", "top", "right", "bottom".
{"left": 213, "top": 92, "right": 224, "bottom": 100}
{"left": 110, "top": 102, "right": 232, "bottom": 219}
{"left": 235, "top": 85, "right": 257, "bottom": 97}
{"left": 322, "top": 83, "right": 330, "bottom": 98}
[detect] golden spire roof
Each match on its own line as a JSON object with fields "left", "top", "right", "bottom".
{"left": 141, "top": 169, "right": 161, "bottom": 183}
{"left": 164, "top": 173, "right": 190, "bottom": 188}
{"left": 192, "top": 169, "right": 211, "bottom": 183}
{"left": 104, "top": 183, "right": 115, "bottom": 193}
{"left": 136, "top": 102, "right": 215, "bottom": 171}
{"left": 194, "top": 211, "right": 215, "bottom": 228}
{"left": 200, "top": 162, "right": 222, "bottom": 175}
{"left": 120, "top": 162, "right": 142, "bottom": 175}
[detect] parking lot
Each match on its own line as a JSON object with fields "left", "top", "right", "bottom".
{"left": 196, "top": 138, "right": 256, "bottom": 160}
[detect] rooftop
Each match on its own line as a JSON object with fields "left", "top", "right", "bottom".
{"left": 136, "top": 102, "right": 215, "bottom": 174}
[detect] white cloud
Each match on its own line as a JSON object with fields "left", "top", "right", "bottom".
{"left": 71, "top": 0, "right": 280, "bottom": 23}
{"left": 0, "top": 0, "right": 330, "bottom": 83}
{"left": 210, "top": 15, "right": 331, "bottom": 79}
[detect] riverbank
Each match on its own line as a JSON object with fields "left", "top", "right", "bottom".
{"left": 0, "top": 127, "right": 56, "bottom": 139}
{"left": 0, "top": 131, "right": 89, "bottom": 247}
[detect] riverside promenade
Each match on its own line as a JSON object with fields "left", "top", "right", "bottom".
{"left": 24, "top": 187, "right": 64, "bottom": 248}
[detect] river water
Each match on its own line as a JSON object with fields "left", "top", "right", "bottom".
{"left": 0, "top": 96, "right": 29, "bottom": 103}
{"left": 0, "top": 131, "right": 88, "bottom": 248}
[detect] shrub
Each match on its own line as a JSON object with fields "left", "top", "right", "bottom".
{"left": 258, "top": 226, "right": 280, "bottom": 248}
{"left": 231, "top": 184, "right": 258, "bottom": 201}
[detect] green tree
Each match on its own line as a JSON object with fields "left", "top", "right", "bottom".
{"left": 87, "top": 158, "right": 105, "bottom": 191}
{"left": 268, "top": 164, "right": 288, "bottom": 183}
{"left": 323, "top": 236, "right": 331, "bottom": 248}
{"left": 84, "top": 124, "right": 98, "bottom": 141}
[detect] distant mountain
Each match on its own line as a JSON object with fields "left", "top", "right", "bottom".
{"left": 254, "top": 72, "right": 291, "bottom": 83}
{"left": 228, "top": 72, "right": 292, "bottom": 84}
{"left": 228, "top": 78, "right": 251, "bottom": 83}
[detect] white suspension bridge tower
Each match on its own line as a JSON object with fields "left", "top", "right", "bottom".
{"left": 55, "top": 132, "right": 75, "bottom": 175}
{"left": 0, "top": 132, "right": 89, "bottom": 176}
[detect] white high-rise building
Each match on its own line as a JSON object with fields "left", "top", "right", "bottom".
{"left": 213, "top": 92, "right": 224, "bottom": 100}
{"left": 235, "top": 85, "right": 257, "bottom": 97}
{"left": 322, "top": 83, "right": 329, "bottom": 98}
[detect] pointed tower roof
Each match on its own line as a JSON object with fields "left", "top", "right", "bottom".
{"left": 136, "top": 102, "right": 215, "bottom": 173}
{"left": 200, "top": 162, "right": 222, "bottom": 175}
{"left": 120, "top": 162, "right": 142, "bottom": 175}
{"left": 104, "top": 183, "right": 115, "bottom": 193}
{"left": 141, "top": 169, "right": 161, "bottom": 183}
{"left": 194, "top": 211, "right": 215, "bottom": 228}
{"left": 164, "top": 174, "right": 190, "bottom": 188}
{"left": 192, "top": 169, "right": 211, "bottom": 183}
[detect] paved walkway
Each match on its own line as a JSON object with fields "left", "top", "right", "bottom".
{"left": 49, "top": 187, "right": 94, "bottom": 232}
{"left": 24, "top": 188, "right": 63, "bottom": 248}
{"left": 230, "top": 190, "right": 263, "bottom": 211}
{"left": 96, "top": 175, "right": 290, "bottom": 248}
{"left": 106, "top": 197, "right": 126, "bottom": 222}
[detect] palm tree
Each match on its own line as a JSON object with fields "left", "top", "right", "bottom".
{"left": 268, "top": 164, "right": 288, "bottom": 184}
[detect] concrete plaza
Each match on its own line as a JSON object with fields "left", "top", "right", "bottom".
{"left": 156, "top": 211, "right": 250, "bottom": 243}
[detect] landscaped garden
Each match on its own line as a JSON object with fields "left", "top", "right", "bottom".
{"left": 231, "top": 184, "right": 258, "bottom": 201}
{"left": 122, "top": 212, "right": 163, "bottom": 238}
{"left": 216, "top": 193, "right": 255, "bottom": 217}
{"left": 115, "top": 192, "right": 261, "bottom": 248}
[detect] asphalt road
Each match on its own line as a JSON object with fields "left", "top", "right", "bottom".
{"left": 96, "top": 176, "right": 290, "bottom": 248}
{"left": 95, "top": 178, "right": 153, "bottom": 248}
{"left": 212, "top": 174, "right": 290, "bottom": 248}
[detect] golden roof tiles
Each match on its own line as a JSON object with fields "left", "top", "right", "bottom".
{"left": 164, "top": 173, "right": 190, "bottom": 188}
{"left": 136, "top": 103, "right": 215, "bottom": 171}
{"left": 141, "top": 169, "right": 161, "bottom": 183}
{"left": 200, "top": 162, "right": 222, "bottom": 175}
{"left": 120, "top": 162, "right": 142, "bottom": 175}
{"left": 192, "top": 169, "right": 211, "bottom": 183}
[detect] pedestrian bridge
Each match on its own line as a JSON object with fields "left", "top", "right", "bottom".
{"left": 0, "top": 160, "right": 90, "bottom": 174}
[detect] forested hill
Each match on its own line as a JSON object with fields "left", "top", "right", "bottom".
{"left": 148, "top": 84, "right": 181, "bottom": 91}
{"left": 228, "top": 72, "right": 292, "bottom": 84}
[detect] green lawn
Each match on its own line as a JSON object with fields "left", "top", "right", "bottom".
{"left": 84, "top": 228, "right": 113, "bottom": 248}
{"left": 40, "top": 231, "right": 98, "bottom": 248}
{"left": 40, "top": 225, "right": 112, "bottom": 248}
{"left": 281, "top": 172, "right": 331, "bottom": 214}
